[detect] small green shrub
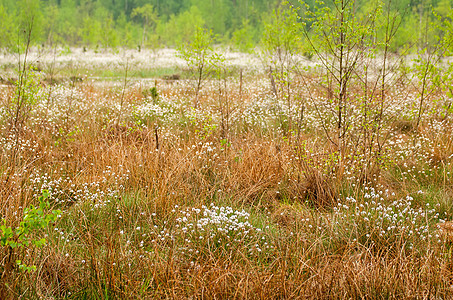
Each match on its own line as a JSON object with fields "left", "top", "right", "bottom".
{"left": 0, "top": 190, "right": 61, "bottom": 274}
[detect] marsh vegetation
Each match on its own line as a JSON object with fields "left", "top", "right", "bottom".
{"left": 1, "top": 0, "right": 453, "bottom": 298}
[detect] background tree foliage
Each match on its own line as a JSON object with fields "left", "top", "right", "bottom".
{"left": 0, "top": 0, "right": 451, "bottom": 52}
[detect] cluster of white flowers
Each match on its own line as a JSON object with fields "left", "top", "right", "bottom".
{"left": 171, "top": 204, "right": 272, "bottom": 260}
{"left": 0, "top": 131, "right": 40, "bottom": 154}
{"left": 332, "top": 186, "right": 442, "bottom": 250}
{"left": 238, "top": 96, "right": 303, "bottom": 131}
{"left": 32, "top": 85, "right": 86, "bottom": 123}
{"left": 390, "top": 125, "right": 452, "bottom": 182}
{"left": 133, "top": 96, "right": 178, "bottom": 126}
{"left": 0, "top": 48, "right": 266, "bottom": 77}
{"left": 30, "top": 166, "right": 129, "bottom": 207}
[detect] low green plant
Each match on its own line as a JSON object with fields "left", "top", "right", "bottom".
{"left": 143, "top": 86, "right": 159, "bottom": 104}
{"left": 0, "top": 190, "right": 61, "bottom": 274}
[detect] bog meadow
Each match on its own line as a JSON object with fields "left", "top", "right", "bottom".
{"left": 1, "top": 0, "right": 453, "bottom": 298}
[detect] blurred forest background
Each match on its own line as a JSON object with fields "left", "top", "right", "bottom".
{"left": 0, "top": 0, "right": 452, "bottom": 53}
